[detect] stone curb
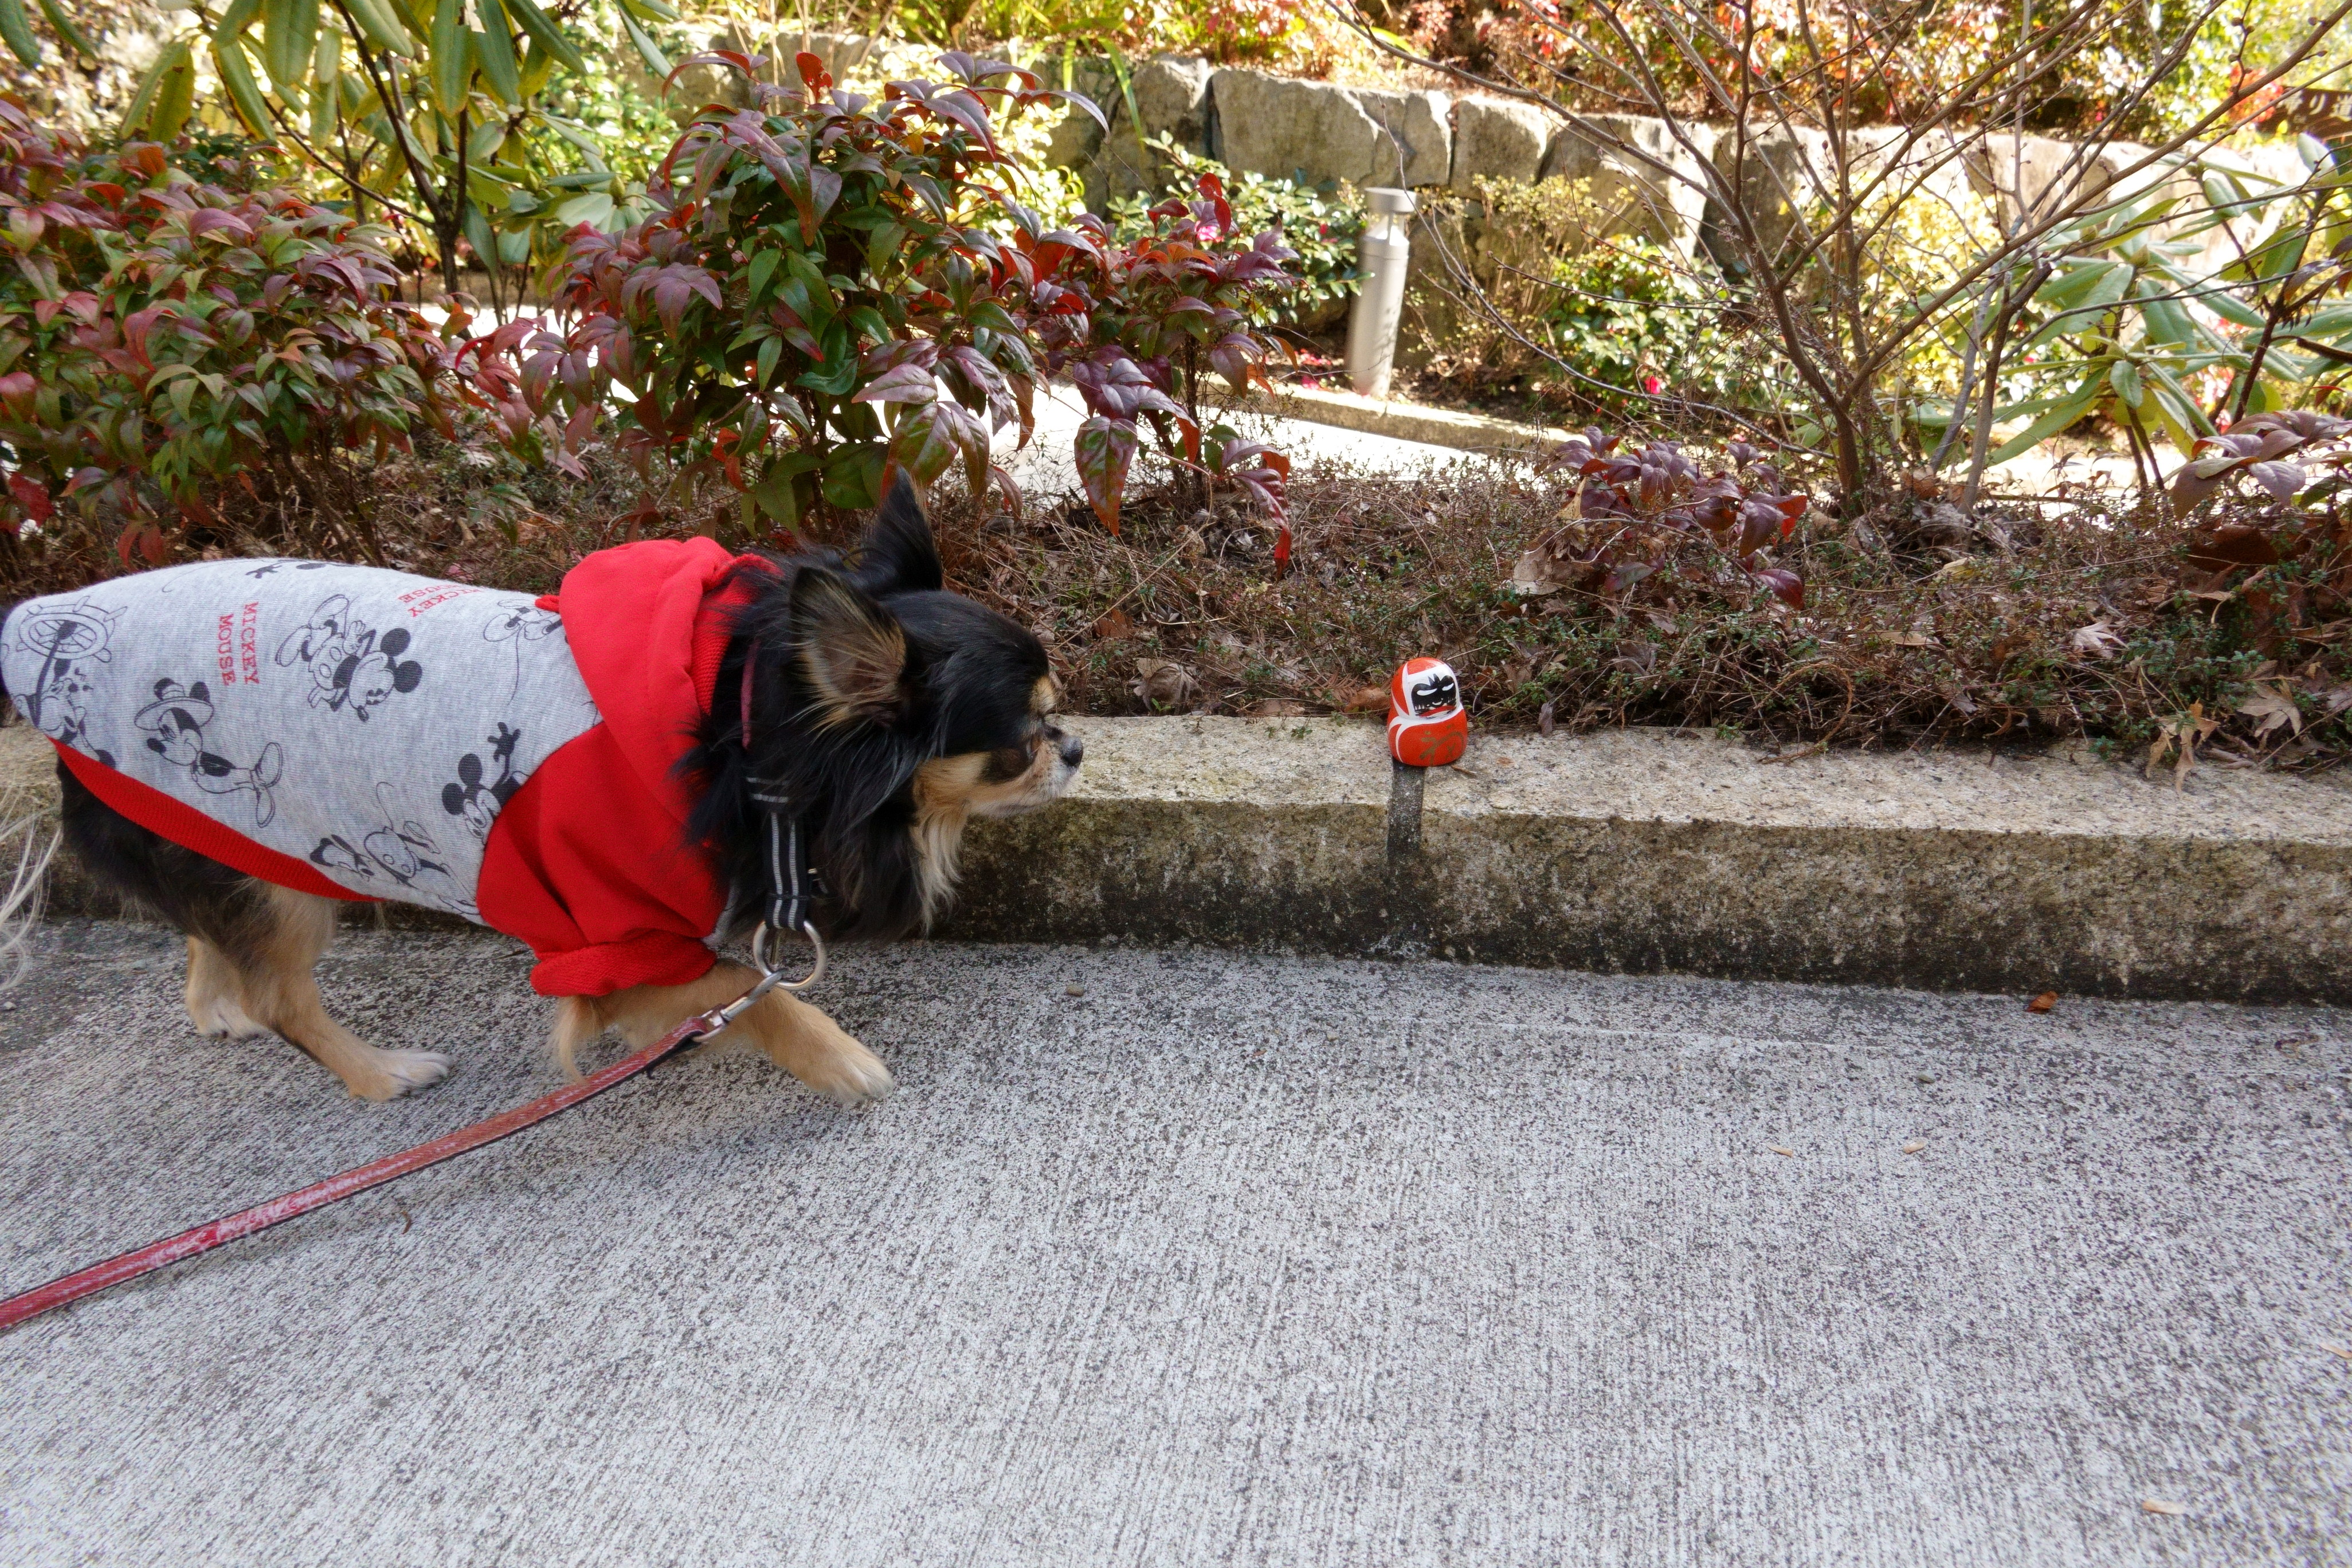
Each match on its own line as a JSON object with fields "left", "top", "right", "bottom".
{"left": 10, "top": 718, "right": 2350, "bottom": 1003}
{"left": 944, "top": 716, "right": 2352, "bottom": 1005}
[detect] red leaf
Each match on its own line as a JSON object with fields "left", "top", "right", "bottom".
{"left": 6, "top": 472, "right": 53, "bottom": 523}
{"left": 1072, "top": 414, "right": 1136, "bottom": 536}
{"left": 1752, "top": 567, "right": 1804, "bottom": 609}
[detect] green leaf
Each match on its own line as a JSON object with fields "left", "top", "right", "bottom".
{"left": 212, "top": 34, "right": 274, "bottom": 137}
{"left": 264, "top": 0, "right": 319, "bottom": 87}
{"left": 820, "top": 442, "right": 885, "bottom": 511}
{"left": 472, "top": 0, "right": 520, "bottom": 105}
{"left": 2108, "top": 359, "right": 2144, "bottom": 409}
{"left": 2142, "top": 362, "right": 2212, "bottom": 442}
{"left": 746, "top": 248, "right": 780, "bottom": 302}
{"left": 0, "top": 0, "right": 40, "bottom": 68}
{"left": 503, "top": 0, "right": 582, "bottom": 73}
{"left": 754, "top": 334, "right": 781, "bottom": 389}
{"left": 463, "top": 203, "right": 496, "bottom": 268}
{"left": 430, "top": 0, "right": 469, "bottom": 115}
{"left": 340, "top": 0, "right": 414, "bottom": 56}
{"left": 620, "top": 0, "right": 680, "bottom": 19}
{"left": 551, "top": 191, "right": 616, "bottom": 229}
{"left": 33, "top": 0, "right": 94, "bottom": 60}
{"left": 1985, "top": 384, "right": 2102, "bottom": 469}
{"left": 2251, "top": 226, "right": 2307, "bottom": 282}
{"left": 150, "top": 46, "right": 199, "bottom": 142}
{"left": 619, "top": 9, "right": 669, "bottom": 81}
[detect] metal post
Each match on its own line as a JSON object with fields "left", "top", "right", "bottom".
{"left": 1347, "top": 187, "right": 1416, "bottom": 400}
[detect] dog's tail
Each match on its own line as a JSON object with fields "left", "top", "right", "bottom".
{"left": 0, "top": 812, "right": 56, "bottom": 994}
{"left": 0, "top": 603, "right": 55, "bottom": 990}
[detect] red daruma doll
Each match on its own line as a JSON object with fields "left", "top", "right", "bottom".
{"left": 1388, "top": 657, "right": 1467, "bottom": 767}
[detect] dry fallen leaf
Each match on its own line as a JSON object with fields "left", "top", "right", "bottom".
{"left": 1902, "top": 1139, "right": 1928, "bottom": 1154}
{"left": 1132, "top": 658, "right": 1201, "bottom": 709}
{"left": 1090, "top": 607, "right": 1135, "bottom": 641}
{"left": 1768, "top": 1144, "right": 1796, "bottom": 1157}
{"left": 2141, "top": 1499, "right": 2187, "bottom": 1516}
{"left": 1888, "top": 631, "right": 1937, "bottom": 648}
{"left": 2028, "top": 991, "right": 2058, "bottom": 1013}
{"left": 2237, "top": 679, "right": 2303, "bottom": 740}
{"left": 2070, "top": 621, "right": 2125, "bottom": 659}
{"left": 2320, "top": 1342, "right": 2352, "bottom": 1360}
{"left": 1248, "top": 699, "right": 1310, "bottom": 719}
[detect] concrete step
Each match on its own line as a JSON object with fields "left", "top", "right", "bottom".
{"left": 9, "top": 716, "right": 2347, "bottom": 1003}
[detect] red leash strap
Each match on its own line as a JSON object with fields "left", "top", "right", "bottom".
{"left": 0, "top": 1011, "right": 718, "bottom": 1333}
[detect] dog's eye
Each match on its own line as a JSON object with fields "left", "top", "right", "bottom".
{"left": 982, "top": 744, "right": 1033, "bottom": 783}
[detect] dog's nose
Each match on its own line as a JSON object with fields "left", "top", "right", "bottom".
{"left": 1058, "top": 732, "right": 1084, "bottom": 769}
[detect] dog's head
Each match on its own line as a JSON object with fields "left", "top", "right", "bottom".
{"left": 701, "top": 474, "right": 1081, "bottom": 940}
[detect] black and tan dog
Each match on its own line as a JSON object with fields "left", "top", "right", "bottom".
{"left": 1, "top": 477, "right": 1080, "bottom": 1104}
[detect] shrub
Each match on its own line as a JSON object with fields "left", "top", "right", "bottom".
{"left": 0, "top": 100, "right": 479, "bottom": 566}
{"left": 1024, "top": 171, "right": 1302, "bottom": 533}
{"left": 1108, "top": 134, "right": 1362, "bottom": 326}
{"left": 1507, "top": 428, "right": 1810, "bottom": 610}
{"left": 1409, "top": 178, "right": 1784, "bottom": 424}
{"left": 494, "top": 50, "right": 1306, "bottom": 539}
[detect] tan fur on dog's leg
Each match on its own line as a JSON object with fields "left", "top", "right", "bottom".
{"left": 185, "top": 936, "right": 267, "bottom": 1040}
{"left": 551, "top": 962, "right": 892, "bottom": 1105}
{"left": 231, "top": 886, "right": 450, "bottom": 1101}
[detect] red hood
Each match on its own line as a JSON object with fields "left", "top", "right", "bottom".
{"left": 555, "top": 538, "right": 771, "bottom": 830}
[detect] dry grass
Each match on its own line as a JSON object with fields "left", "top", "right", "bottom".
{"left": 8, "top": 416, "right": 2345, "bottom": 773}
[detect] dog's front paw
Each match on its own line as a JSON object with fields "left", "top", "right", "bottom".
{"left": 802, "top": 1036, "right": 895, "bottom": 1107}
{"left": 190, "top": 997, "right": 270, "bottom": 1041}
{"left": 347, "top": 1048, "right": 453, "bottom": 1103}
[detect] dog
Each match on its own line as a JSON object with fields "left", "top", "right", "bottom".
{"left": 0, "top": 476, "right": 1081, "bottom": 1104}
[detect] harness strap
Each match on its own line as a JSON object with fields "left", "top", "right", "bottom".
{"left": 737, "top": 636, "right": 818, "bottom": 935}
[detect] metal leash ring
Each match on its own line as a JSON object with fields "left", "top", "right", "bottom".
{"left": 749, "top": 918, "right": 827, "bottom": 994}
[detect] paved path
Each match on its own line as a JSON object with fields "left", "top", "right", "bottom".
{"left": 0, "top": 921, "right": 2345, "bottom": 1566}
{"left": 1001, "top": 382, "right": 1477, "bottom": 497}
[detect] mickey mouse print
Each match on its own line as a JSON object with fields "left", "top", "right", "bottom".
{"left": 1, "top": 560, "right": 603, "bottom": 921}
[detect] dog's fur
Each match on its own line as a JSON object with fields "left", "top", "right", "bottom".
{"left": 10, "top": 478, "right": 1080, "bottom": 1104}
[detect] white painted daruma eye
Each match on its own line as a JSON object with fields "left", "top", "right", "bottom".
{"left": 1407, "top": 669, "right": 1459, "bottom": 716}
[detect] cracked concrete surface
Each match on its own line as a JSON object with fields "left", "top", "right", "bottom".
{"left": 1, "top": 922, "right": 2346, "bottom": 1565}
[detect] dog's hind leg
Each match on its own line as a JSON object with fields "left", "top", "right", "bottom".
{"left": 184, "top": 935, "right": 266, "bottom": 1040}
{"left": 226, "top": 885, "right": 451, "bottom": 1102}
{"left": 57, "top": 767, "right": 447, "bottom": 1101}
{"left": 551, "top": 961, "right": 892, "bottom": 1106}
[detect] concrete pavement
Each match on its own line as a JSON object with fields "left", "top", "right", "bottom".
{"left": 0, "top": 920, "right": 2346, "bottom": 1566}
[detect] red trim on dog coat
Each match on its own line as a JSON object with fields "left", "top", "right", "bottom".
{"left": 50, "top": 738, "right": 379, "bottom": 904}
{"left": 477, "top": 538, "right": 771, "bottom": 997}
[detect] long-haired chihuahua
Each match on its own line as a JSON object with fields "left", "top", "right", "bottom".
{"left": 0, "top": 476, "right": 1079, "bottom": 1104}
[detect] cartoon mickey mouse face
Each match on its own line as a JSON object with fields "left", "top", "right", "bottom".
{"left": 334, "top": 629, "right": 422, "bottom": 717}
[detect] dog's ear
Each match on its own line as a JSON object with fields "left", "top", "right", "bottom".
{"left": 791, "top": 566, "right": 914, "bottom": 727}
{"left": 853, "top": 471, "right": 943, "bottom": 594}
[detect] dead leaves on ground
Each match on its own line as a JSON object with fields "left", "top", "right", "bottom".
{"left": 2028, "top": 991, "right": 2059, "bottom": 1013}
{"left": 1132, "top": 658, "right": 1201, "bottom": 709}
{"left": 2146, "top": 703, "right": 2220, "bottom": 789}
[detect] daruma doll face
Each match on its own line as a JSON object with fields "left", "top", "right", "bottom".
{"left": 1387, "top": 657, "right": 1467, "bottom": 767}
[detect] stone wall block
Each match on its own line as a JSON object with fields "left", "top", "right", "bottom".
{"left": 1542, "top": 114, "right": 1712, "bottom": 255}
{"left": 1451, "top": 97, "right": 1553, "bottom": 190}
{"left": 1077, "top": 55, "right": 1216, "bottom": 206}
{"left": 1351, "top": 87, "right": 1454, "bottom": 187}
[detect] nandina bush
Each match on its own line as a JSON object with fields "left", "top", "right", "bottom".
{"left": 485, "top": 50, "right": 1307, "bottom": 539}
{"left": 1508, "top": 429, "right": 1812, "bottom": 610}
{"left": 0, "top": 99, "right": 483, "bottom": 566}
{"left": 1021, "top": 173, "right": 1298, "bottom": 536}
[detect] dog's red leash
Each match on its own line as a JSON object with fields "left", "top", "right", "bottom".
{"left": 0, "top": 1009, "right": 719, "bottom": 1333}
